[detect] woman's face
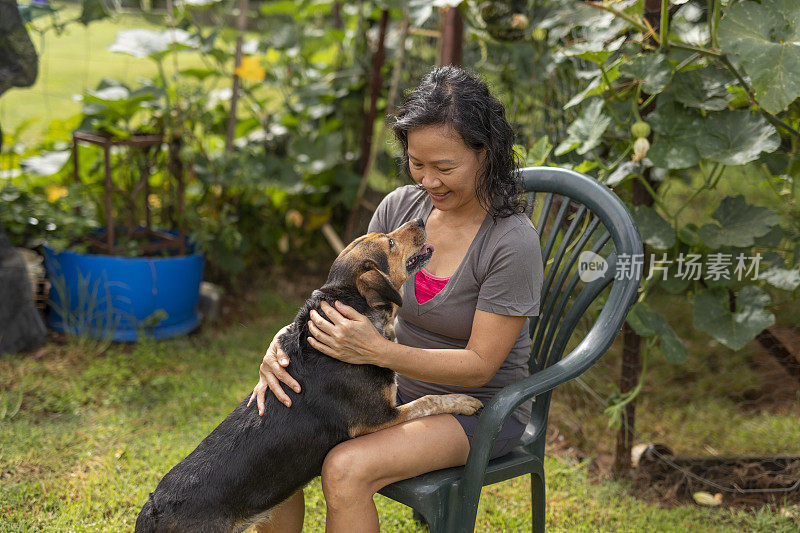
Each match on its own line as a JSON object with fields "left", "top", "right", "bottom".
{"left": 406, "top": 124, "right": 485, "bottom": 214}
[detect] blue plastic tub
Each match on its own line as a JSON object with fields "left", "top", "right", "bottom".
{"left": 43, "top": 244, "right": 204, "bottom": 341}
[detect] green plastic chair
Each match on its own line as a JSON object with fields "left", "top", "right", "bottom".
{"left": 378, "top": 167, "right": 643, "bottom": 532}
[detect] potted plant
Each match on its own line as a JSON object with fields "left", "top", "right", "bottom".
{"left": 41, "top": 79, "right": 204, "bottom": 341}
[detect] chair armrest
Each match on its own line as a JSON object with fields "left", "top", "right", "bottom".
{"left": 463, "top": 357, "right": 578, "bottom": 476}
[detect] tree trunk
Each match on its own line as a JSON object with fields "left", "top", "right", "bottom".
{"left": 612, "top": 0, "right": 665, "bottom": 480}
{"left": 614, "top": 321, "right": 640, "bottom": 477}
{"left": 755, "top": 328, "right": 800, "bottom": 384}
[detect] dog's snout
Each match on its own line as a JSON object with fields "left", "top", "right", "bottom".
{"left": 414, "top": 218, "right": 425, "bottom": 228}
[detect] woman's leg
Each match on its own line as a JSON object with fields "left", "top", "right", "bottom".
{"left": 254, "top": 489, "right": 305, "bottom": 533}
{"left": 321, "top": 413, "right": 470, "bottom": 533}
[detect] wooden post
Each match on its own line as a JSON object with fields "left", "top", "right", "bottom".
{"left": 225, "top": 0, "right": 248, "bottom": 153}
{"left": 72, "top": 134, "right": 80, "bottom": 185}
{"left": 169, "top": 137, "right": 187, "bottom": 255}
{"left": 357, "top": 8, "right": 390, "bottom": 178}
{"left": 332, "top": 1, "right": 342, "bottom": 29}
{"left": 345, "top": 8, "right": 390, "bottom": 241}
{"left": 103, "top": 142, "right": 114, "bottom": 254}
{"left": 439, "top": 5, "right": 463, "bottom": 66}
{"left": 143, "top": 150, "right": 152, "bottom": 233}
{"left": 72, "top": 134, "right": 82, "bottom": 217}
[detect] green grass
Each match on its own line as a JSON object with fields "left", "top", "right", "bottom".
{"left": 2, "top": 281, "right": 798, "bottom": 531}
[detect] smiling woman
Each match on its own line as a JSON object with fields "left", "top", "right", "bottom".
{"left": 407, "top": 124, "right": 485, "bottom": 216}
{"left": 250, "top": 65, "right": 543, "bottom": 533}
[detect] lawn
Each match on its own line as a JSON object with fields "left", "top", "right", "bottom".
{"left": 2, "top": 277, "right": 798, "bottom": 532}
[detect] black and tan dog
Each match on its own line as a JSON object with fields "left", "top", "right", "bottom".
{"left": 135, "top": 219, "right": 483, "bottom": 532}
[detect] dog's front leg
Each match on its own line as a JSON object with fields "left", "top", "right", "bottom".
{"left": 395, "top": 394, "right": 483, "bottom": 422}
{"left": 350, "top": 394, "right": 482, "bottom": 437}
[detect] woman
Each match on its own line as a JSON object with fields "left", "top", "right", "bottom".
{"left": 250, "top": 65, "right": 543, "bottom": 532}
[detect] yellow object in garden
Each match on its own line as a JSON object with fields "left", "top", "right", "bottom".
{"left": 148, "top": 194, "right": 161, "bottom": 208}
{"left": 45, "top": 185, "right": 68, "bottom": 202}
{"left": 234, "top": 56, "right": 265, "bottom": 82}
{"left": 692, "top": 492, "right": 723, "bottom": 506}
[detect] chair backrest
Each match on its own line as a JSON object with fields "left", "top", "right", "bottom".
{"left": 519, "top": 167, "right": 642, "bottom": 453}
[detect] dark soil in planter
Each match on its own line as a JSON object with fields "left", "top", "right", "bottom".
{"left": 81, "top": 227, "right": 189, "bottom": 257}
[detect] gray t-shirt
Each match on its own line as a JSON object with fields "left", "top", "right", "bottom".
{"left": 368, "top": 185, "right": 544, "bottom": 423}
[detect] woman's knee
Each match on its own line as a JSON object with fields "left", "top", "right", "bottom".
{"left": 321, "top": 444, "right": 375, "bottom": 507}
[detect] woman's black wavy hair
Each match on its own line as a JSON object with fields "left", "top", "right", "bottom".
{"left": 390, "top": 65, "right": 524, "bottom": 219}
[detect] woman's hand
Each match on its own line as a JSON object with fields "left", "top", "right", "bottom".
{"left": 247, "top": 324, "right": 301, "bottom": 415}
{"left": 307, "top": 301, "right": 387, "bottom": 365}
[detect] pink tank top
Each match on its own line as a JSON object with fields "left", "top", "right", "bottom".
{"left": 414, "top": 268, "right": 450, "bottom": 304}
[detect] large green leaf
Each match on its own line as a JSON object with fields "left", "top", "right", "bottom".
{"left": 563, "top": 76, "right": 604, "bottom": 110}
{"left": 628, "top": 302, "right": 688, "bottom": 363}
{"left": 693, "top": 286, "right": 774, "bottom": 350}
{"left": 760, "top": 264, "right": 800, "bottom": 291}
{"left": 696, "top": 195, "right": 781, "bottom": 248}
{"left": 647, "top": 102, "right": 703, "bottom": 169}
{"left": 658, "top": 264, "right": 691, "bottom": 294}
{"left": 563, "top": 35, "right": 626, "bottom": 65}
{"left": 605, "top": 160, "right": 650, "bottom": 187}
{"left": 564, "top": 64, "right": 621, "bottom": 109}
{"left": 518, "top": 137, "right": 552, "bottom": 166}
{"left": 759, "top": 253, "right": 800, "bottom": 290}
{"left": 668, "top": 67, "right": 731, "bottom": 111}
{"left": 696, "top": 110, "right": 780, "bottom": 166}
{"left": 20, "top": 151, "right": 71, "bottom": 176}
{"left": 108, "top": 29, "right": 198, "bottom": 59}
{"left": 82, "top": 83, "right": 158, "bottom": 122}
{"left": 718, "top": 0, "right": 800, "bottom": 113}
{"left": 288, "top": 131, "right": 343, "bottom": 174}
{"left": 619, "top": 53, "right": 672, "bottom": 94}
{"left": 555, "top": 99, "right": 611, "bottom": 156}
{"left": 632, "top": 205, "right": 674, "bottom": 249}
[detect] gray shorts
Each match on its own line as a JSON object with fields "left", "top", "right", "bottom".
{"left": 396, "top": 389, "right": 526, "bottom": 460}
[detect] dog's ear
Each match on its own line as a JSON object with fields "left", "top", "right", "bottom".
{"left": 356, "top": 259, "right": 403, "bottom": 308}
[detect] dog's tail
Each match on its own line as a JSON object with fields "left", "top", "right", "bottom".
{"left": 135, "top": 492, "right": 158, "bottom": 533}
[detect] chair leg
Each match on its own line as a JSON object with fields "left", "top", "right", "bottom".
{"left": 531, "top": 472, "right": 546, "bottom": 533}
{"left": 411, "top": 507, "right": 446, "bottom": 533}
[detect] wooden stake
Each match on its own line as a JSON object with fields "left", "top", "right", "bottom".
{"left": 225, "top": 0, "right": 248, "bottom": 153}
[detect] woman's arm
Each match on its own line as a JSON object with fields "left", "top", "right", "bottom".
{"left": 307, "top": 301, "right": 526, "bottom": 387}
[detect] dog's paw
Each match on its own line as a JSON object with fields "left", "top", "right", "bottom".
{"left": 440, "top": 394, "right": 483, "bottom": 415}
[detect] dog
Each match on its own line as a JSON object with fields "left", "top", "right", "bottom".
{"left": 135, "top": 218, "right": 483, "bottom": 532}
